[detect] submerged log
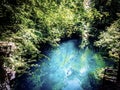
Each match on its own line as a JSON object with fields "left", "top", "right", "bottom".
{"left": 101, "top": 67, "right": 120, "bottom": 90}
{"left": 104, "top": 67, "right": 118, "bottom": 82}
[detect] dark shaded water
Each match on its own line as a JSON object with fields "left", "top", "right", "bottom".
{"left": 14, "top": 39, "right": 109, "bottom": 90}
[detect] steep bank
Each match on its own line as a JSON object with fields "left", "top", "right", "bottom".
{"left": 0, "top": 0, "right": 120, "bottom": 90}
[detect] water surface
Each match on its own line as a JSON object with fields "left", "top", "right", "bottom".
{"left": 15, "top": 39, "right": 107, "bottom": 90}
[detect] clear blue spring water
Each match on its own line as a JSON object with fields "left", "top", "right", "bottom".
{"left": 15, "top": 39, "right": 108, "bottom": 90}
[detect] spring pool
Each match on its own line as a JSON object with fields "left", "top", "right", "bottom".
{"left": 15, "top": 39, "right": 108, "bottom": 90}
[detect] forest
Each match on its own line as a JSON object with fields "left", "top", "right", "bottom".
{"left": 0, "top": 0, "right": 120, "bottom": 90}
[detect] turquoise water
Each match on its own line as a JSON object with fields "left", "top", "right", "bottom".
{"left": 15, "top": 39, "right": 106, "bottom": 90}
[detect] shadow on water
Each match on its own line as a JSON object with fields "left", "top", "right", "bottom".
{"left": 14, "top": 39, "right": 111, "bottom": 90}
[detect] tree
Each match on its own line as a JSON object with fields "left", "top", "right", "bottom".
{"left": 95, "top": 19, "right": 120, "bottom": 63}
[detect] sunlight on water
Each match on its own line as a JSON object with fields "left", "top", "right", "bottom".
{"left": 17, "top": 40, "right": 106, "bottom": 90}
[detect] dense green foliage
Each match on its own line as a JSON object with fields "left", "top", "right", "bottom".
{"left": 95, "top": 19, "right": 120, "bottom": 62}
{"left": 94, "top": 0, "right": 120, "bottom": 64}
{"left": 0, "top": 0, "right": 120, "bottom": 74}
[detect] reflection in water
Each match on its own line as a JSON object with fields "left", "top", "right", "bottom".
{"left": 15, "top": 40, "right": 106, "bottom": 90}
